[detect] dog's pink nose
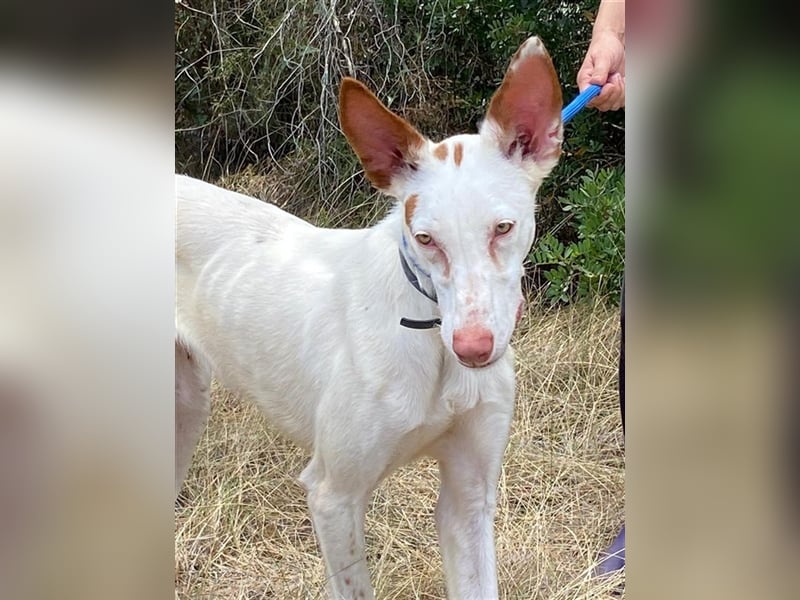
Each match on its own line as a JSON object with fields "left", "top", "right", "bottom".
{"left": 452, "top": 327, "right": 494, "bottom": 367}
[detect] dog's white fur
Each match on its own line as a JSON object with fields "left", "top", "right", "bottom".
{"left": 176, "top": 36, "right": 562, "bottom": 600}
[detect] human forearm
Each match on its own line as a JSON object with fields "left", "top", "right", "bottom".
{"left": 594, "top": 0, "right": 625, "bottom": 43}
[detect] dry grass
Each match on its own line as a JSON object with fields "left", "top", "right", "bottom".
{"left": 175, "top": 301, "right": 624, "bottom": 599}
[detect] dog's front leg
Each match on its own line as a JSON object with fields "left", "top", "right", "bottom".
{"left": 430, "top": 398, "right": 514, "bottom": 600}
{"left": 301, "top": 460, "right": 375, "bottom": 600}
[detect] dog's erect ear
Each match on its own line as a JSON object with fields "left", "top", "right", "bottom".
{"left": 339, "top": 78, "right": 425, "bottom": 193}
{"left": 481, "top": 36, "right": 563, "bottom": 172}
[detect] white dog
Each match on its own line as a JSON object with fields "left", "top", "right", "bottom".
{"left": 176, "top": 36, "right": 563, "bottom": 600}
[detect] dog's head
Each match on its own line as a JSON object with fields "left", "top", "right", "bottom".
{"left": 340, "top": 37, "right": 562, "bottom": 368}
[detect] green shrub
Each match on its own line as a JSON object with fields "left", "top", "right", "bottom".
{"left": 531, "top": 167, "right": 624, "bottom": 305}
{"left": 175, "top": 1, "right": 624, "bottom": 185}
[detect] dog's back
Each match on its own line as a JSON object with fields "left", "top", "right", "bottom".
{"left": 177, "top": 175, "right": 332, "bottom": 446}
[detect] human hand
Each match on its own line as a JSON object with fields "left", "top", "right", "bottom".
{"left": 577, "top": 28, "right": 625, "bottom": 111}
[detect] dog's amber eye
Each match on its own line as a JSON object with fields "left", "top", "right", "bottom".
{"left": 495, "top": 220, "right": 514, "bottom": 235}
{"left": 414, "top": 232, "right": 433, "bottom": 246}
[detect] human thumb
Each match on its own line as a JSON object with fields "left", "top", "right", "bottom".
{"left": 589, "top": 54, "right": 612, "bottom": 86}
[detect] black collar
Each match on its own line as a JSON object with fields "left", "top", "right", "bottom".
{"left": 398, "top": 249, "right": 437, "bottom": 303}
{"left": 397, "top": 247, "right": 441, "bottom": 330}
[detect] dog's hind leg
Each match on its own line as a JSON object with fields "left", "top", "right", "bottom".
{"left": 174, "top": 340, "right": 211, "bottom": 499}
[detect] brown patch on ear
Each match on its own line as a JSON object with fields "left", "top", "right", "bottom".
{"left": 433, "top": 143, "right": 448, "bottom": 161}
{"left": 485, "top": 37, "right": 562, "bottom": 162}
{"left": 404, "top": 194, "right": 418, "bottom": 227}
{"left": 453, "top": 142, "right": 464, "bottom": 167}
{"left": 339, "top": 78, "right": 425, "bottom": 190}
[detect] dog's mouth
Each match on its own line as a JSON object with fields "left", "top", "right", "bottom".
{"left": 456, "top": 355, "right": 499, "bottom": 369}
{"left": 458, "top": 360, "right": 493, "bottom": 369}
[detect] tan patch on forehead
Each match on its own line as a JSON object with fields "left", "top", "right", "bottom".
{"left": 453, "top": 142, "right": 464, "bottom": 166}
{"left": 433, "top": 143, "right": 448, "bottom": 161}
{"left": 404, "top": 194, "right": 418, "bottom": 226}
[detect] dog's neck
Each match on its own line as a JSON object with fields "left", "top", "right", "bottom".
{"left": 373, "top": 206, "right": 441, "bottom": 328}
{"left": 398, "top": 233, "right": 437, "bottom": 303}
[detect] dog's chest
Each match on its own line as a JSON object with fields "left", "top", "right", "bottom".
{"left": 384, "top": 363, "right": 507, "bottom": 468}
{"left": 437, "top": 367, "right": 486, "bottom": 415}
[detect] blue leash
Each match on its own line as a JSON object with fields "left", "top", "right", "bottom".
{"left": 561, "top": 83, "right": 602, "bottom": 123}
